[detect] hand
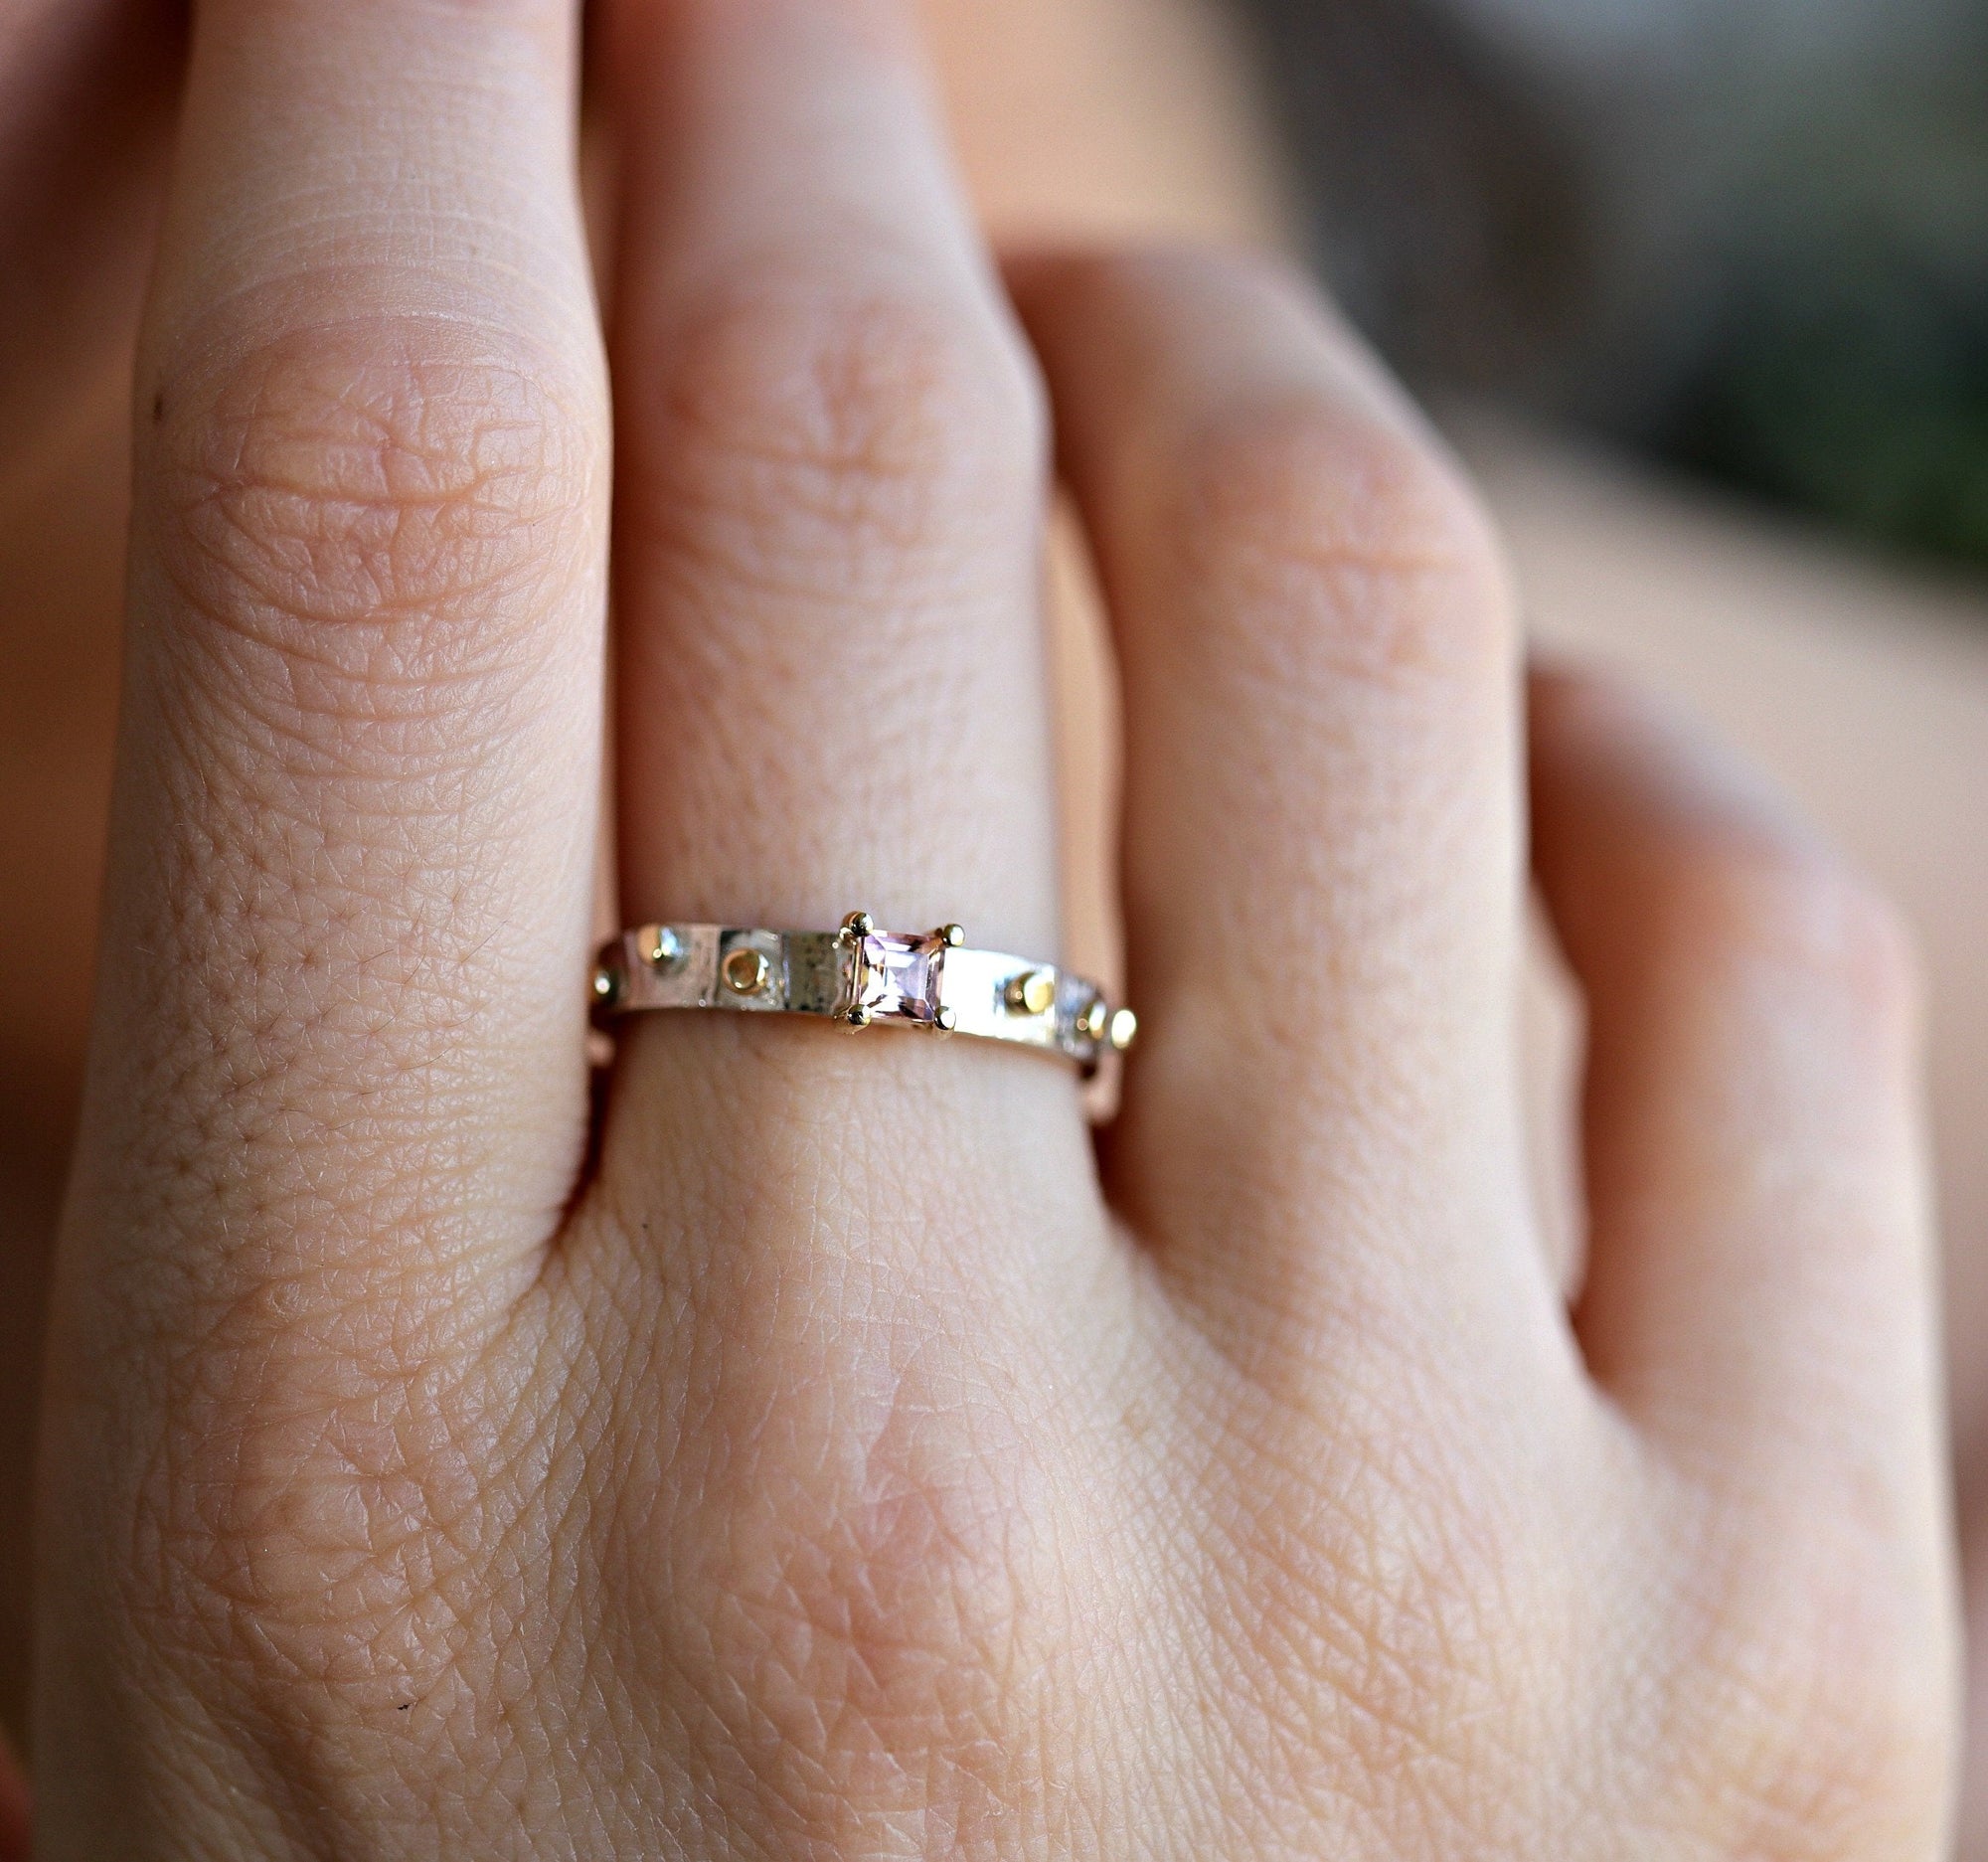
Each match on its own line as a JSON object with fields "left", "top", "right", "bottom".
{"left": 34, "top": 0, "right": 1956, "bottom": 1853}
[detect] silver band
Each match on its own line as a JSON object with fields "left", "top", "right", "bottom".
{"left": 593, "top": 913, "right": 1135, "bottom": 1077}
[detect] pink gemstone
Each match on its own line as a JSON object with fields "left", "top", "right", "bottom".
{"left": 856, "top": 929, "right": 946, "bottom": 1024}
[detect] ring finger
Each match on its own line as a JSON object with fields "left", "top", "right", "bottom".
{"left": 595, "top": 0, "right": 1088, "bottom": 1253}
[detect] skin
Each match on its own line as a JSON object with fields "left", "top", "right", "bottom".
{"left": 0, "top": 0, "right": 1968, "bottom": 1850}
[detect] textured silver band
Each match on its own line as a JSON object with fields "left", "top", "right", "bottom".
{"left": 592, "top": 915, "right": 1135, "bottom": 1078}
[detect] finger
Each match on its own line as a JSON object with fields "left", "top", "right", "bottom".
{"left": 1011, "top": 249, "right": 1542, "bottom": 1357}
{"left": 602, "top": 0, "right": 1065, "bottom": 1084}
{"left": 84, "top": 0, "right": 608, "bottom": 1300}
{"left": 1530, "top": 667, "right": 1943, "bottom": 1492}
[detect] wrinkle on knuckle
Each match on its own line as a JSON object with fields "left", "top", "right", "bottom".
{"left": 624, "top": 1336, "right": 1056, "bottom": 1840}
{"left": 727, "top": 1425, "right": 1023, "bottom": 1707}
{"left": 1174, "top": 393, "right": 1510, "bottom": 698}
{"left": 1675, "top": 1536, "right": 1951, "bottom": 1858}
{"left": 635, "top": 263, "right": 1042, "bottom": 586}
{"left": 108, "top": 1300, "right": 563, "bottom": 1796}
{"left": 1202, "top": 1409, "right": 1553, "bottom": 1847}
{"left": 125, "top": 1345, "right": 496, "bottom": 1709}
{"left": 148, "top": 319, "right": 602, "bottom": 725}
{"left": 1664, "top": 830, "right": 1921, "bottom": 1032}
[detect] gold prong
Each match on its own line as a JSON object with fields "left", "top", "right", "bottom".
{"left": 941, "top": 924, "right": 966, "bottom": 947}
{"left": 591, "top": 965, "right": 619, "bottom": 1004}
{"left": 841, "top": 911, "right": 876, "bottom": 941}
{"left": 1078, "top": 998, "right": 1109, "bottom": 1042}
{"left": 1108, "top": 1008, "right": 1139, "bottom": 1053}
{"left": 847, "top": 1005, "right": 874, "bottom": 1029}
{"left": 934, "top": 1006, "right": 958, "bottom": 1033}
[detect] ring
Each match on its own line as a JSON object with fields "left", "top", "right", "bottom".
{"left": 593, "top": 912, "right": 1137, "bottom": 1077}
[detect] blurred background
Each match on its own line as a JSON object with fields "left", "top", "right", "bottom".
{"left": 1239, "top": 0, "right": 1988, "bottom": 567}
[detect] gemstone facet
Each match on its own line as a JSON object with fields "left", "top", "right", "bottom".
{"left": 854, "top": 929, "right": 947, "bottom": 1026}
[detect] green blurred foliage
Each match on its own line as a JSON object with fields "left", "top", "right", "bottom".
{"left": 1669, "top": 107, "right": 1988, "bottom": 566}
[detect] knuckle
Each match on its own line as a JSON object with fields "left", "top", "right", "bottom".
{"left": 1683, "top": 1539, "right": 1952, "bottom": 1856}
{"left": 637, "top": 261, "right": 1044, "bottom": 579}
{"left": 618, "top": 1344, "right": 1051, "bottom": 1837}
{"left": 125, "top": 1313, "right": 494, "bottom": 1724}
{"left": 1206, "top": 1416, "right": 1554, "bottom": 1841}
{"left": 1176, "top": 389, "right": 1510, "bottom": 691}
{"left": 148, "top": 319, "right": 603, "bottom": 707}
{"left": 1674, "top": 831, "right": 1921, "bottom": 1027}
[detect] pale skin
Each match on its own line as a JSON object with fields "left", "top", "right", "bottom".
{"left": 0, "top": 0, "right": 1967, "bottom": 1852}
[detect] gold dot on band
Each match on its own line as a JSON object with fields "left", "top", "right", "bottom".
{"left": 1005, "top": 969, "right": 1056, "bottom": 1017}
{"left": 723, "top": 948, "right": 771, "bottom": 997}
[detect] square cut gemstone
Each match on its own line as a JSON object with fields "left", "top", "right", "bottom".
{"left": 855, "top": 929, "right": 947, "bottom": 1024}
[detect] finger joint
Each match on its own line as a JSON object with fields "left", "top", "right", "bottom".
{"left": 148, "top": 318, "right": 604, "bottom": 728}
